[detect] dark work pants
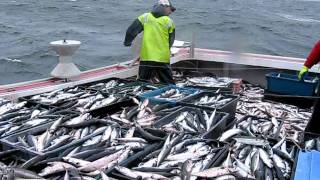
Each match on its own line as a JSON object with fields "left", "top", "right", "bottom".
{"left": 311, "top": 99, "right": 320, "bottom": 120}
{"left": 138, "top": 61, "right": 175, "bottom": 84}
{"left": 306, "top": 100, "right": 320, "bottom": 134}
{"left": 306, "top": 82, "right": 320, "bottom": 133}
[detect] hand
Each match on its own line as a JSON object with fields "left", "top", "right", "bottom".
{"left": 129, "top": 57, "right": 140, "bottom": 67}
{"left": 298, "top": 66, "right": 309, "bottom": 80}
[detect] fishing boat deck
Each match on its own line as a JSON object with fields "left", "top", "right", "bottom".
{"left": 0, "top": 47, "right": 316, "bottom": 179}
{"left": 1, "top": 44, "right": 318, "bottom": 100}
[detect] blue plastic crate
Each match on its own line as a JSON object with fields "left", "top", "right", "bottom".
{"left": 294, "top": 150, "right": 320, "bottom": 180}
{"left": 266, "top": 72, "right": 318, "bottom": 96}
{"left": 138, "top": 85, "right": 200, "bottom": 105}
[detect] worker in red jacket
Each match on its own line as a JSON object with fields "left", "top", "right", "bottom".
{"left": 298, "top": 40, "right": 320, "bottom": 79}
{"left": 299, "top": 40, "right": 320, "bottom": 128}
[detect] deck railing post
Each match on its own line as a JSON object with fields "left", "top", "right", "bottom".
{"left": 190, "top": 32, "right": 195, "bottom": 59}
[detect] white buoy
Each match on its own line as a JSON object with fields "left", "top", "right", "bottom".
{"left": 50, "top": 39, "right": 81, "bottom": 79}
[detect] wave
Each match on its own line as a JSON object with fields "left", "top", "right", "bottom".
{"left": 0, "top": 58, "right": 22, "bottom": 63}
{"left": 277, "top": 13, "right": 320, "bottom": 23}
{"left": 7, "top": 1, "right": 29, "bottom": 7}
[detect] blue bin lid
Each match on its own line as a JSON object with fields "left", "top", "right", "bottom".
{"left": 294, "top": 150, "right": 320, "bottom": 180}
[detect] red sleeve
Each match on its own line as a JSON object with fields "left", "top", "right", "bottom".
{"left": 304, "top": 40, "right": 320, "bottom": 68}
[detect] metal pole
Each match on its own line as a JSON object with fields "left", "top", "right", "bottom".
{"left": 190, "top": 32, "right": 195, "bottom": 59}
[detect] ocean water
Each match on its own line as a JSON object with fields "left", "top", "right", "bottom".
{"left": 0, "top": 0, "right": 319, "bottom": 84}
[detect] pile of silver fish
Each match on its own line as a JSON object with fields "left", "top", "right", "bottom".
{"left": 240, "top": 84, "right": 265, "bottom": 100}
{"left": 159, "top": 109, "right": 223, "bottom": 135}
{"left": 176, "top": 76, "right": 239, "bottom": 88}
{"left": 229, "top": 137, "right": 297, "bottom": 179}
{"left": 84, "top": 79, "right": 126, "bottom": 91}
{"left": 110, "top": 98, "right": 165, "bottom": 127}
{"left": 64, "top": 93, "right": 127, "bottom": 113}
{"left": 109, "top": 98, "right": 185, "bottom": 129}
{"left": 0, "top": 76, "right": 316, "bottom": 179}
{"left": 29, "top": 87, "right": 91, "bottom": 106}
{"left": 237, "top": 84, "right": 312, "bottom": 142}
{"left": 304, "top": 137, "right": 320, "bottom": 151}
{"left": 70, "top": 92, "right": 128, "bottom": 112}
{"left": 237, "top": 100, "right": 310, "bottom": 142}
{"left": 4, "top": 114, "right": 122, "bottom": 154}
{"left": 238, "top": 84, "right": 311, "bottom": 118}
{"left": 191, "top": 94, "right": 234, "bottom": 108}
{"left": 0, "top": 163, "right": 45, "bottom": 179}
{"left": 0, "top": 96, "right": 230, "bottom": 179}
{"left": 216, "top": 116, "right": 281, "bottom": 141}
{"left": 237, "top": 116, "right": 281, "bottom": 138}
{"left": 110, "top": 84, "right": 160, "bottom": 96}
{"left": 279, "top": 110, "right": 310, "bottom": 143}
{"left": 0, "top": 100, "right": 27, "bottom": 117}
{"left": 0, "top": 100, "right": 78, "bottom": 138}
{"left": 237, "top": 100, "right": 275, "bottom": 118}
{"left": 119, "top": 134, "right": 226, "bottom": 180}
{"left": 27, "top": 87, "right": 128, "bottom": 113}
{"left": 26, "top": 119, "right": 165, "bottom": 179}
{"left": 154, "top": 88, "right": 193, "bottom": 101}
{"left": 214, "top": 136, "right": 296, "bottom": 180}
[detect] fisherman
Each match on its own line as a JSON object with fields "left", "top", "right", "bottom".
{"left": 298, "top": 40, "right": 320, "bottom": 126}
{"left": 124, "top": 0, "right": 176, "bottom": 84}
